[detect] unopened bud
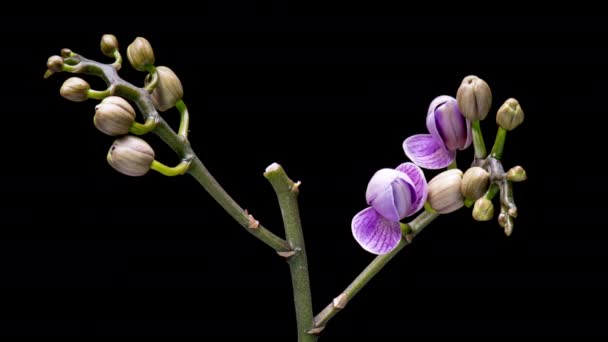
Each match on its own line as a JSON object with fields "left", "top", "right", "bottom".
{"left": 461, "top": 166, "right": 490, "bottom": 200}
{"left": 427, "top": 169, "right": 464, "bottom": 214}
{"left": 61, "top": 48, "right": 73, "bottom": 58}
{"left": 148, "top": 66, "right": 184, "bottom": 112}
{"left": 100, "top": 34, "right": 119, "bottom": 57}
{"left": 456, "top": 75, "right": 492, "bottom": 121}
{"left": 94, "top": 96, "right": 136, "bottom": 136}
{"left": 496, "top": 98, "right": 524, "bottom": 131}
{"left": 127, "top": 37, "right": 155, "bottom": 71}
{"left": 506, "top": 166, "right": 527, "bottom": 182}
{"left": 107, "top": 136, "right": 155, "bottom": 177}
{"left": 472, "top": 198, "right": 494, "bottom": 221}
{"left": 60, "top": 77, "right": 90, "bottom": 102}
{"left": 47, "top": 55, "right": 63, "bottom": 72}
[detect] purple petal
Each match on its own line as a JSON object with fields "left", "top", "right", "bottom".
{"left": 395, "top": 162, "right": 428, "bottom": 214}
{"left": 426, "top": 95, "right": 453, "bottom": 144}
{"left": 403, "top": 134, "right": 456, "bottom": 169}
{"left": 352, "top": 207, "right": 402, "bottom": 255}
{"left": 366, "top": 169, "right": 414, "bottom": 221}
{"left": 462, "top": 117, "right": 472, "bottom": 150}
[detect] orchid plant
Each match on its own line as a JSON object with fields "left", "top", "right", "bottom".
{"left": 44, "top": 35, "right": 526, "bottom": 340}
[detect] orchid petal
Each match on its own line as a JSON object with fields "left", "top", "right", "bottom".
{"left": 395, "top": 162, "right": 428, "bottom": 214}
{"left": 352, "top": 207, "right": 402, "bottom": 255}
{"left": 403, "top": 134, "right": 456, "bottom": 169}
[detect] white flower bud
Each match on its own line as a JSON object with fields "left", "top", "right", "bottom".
{"left": 461, "top": 167, "right": 490, "bottom": 200}
{"left": 100, "top": 34, "right": 119, "bottom": 57}
{"left": 472, "top": 198, "right": 494, "bottom": 221}
{"left": 47, "top": 55, "right": 63, "bottom": 72}
{"left": 456, "top": 75, "right": 492, "bottom": 121}
{"left": 496, "top": 98, "right": 524, "bottom": 131}
{"left": 427, "top": 169, "right": 464, "bottom": 214}
{"left": 60, "top": 77, "right": 90, "bottom": 102}
{"left": 107, "top": 136, "right": 155, "bottom": 177}
{"left": 94, "top": 96, "right": 136, "bottom": 136}
{"left": 127, "top": 37, "right": 155, "bottom": 71}
{"left": 148, "top": 66, "right": 184, "bottom": 112}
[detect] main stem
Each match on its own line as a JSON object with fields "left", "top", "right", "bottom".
{"left": 313, "top": 210, "right": 438, "bottom": 331}
{"left": 264, "top": 164, "right": 315, "bottom": 342}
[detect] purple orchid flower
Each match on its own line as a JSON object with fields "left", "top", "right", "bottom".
{"left": 403, "top": 96, "right": 472, "bottom": 169}
{"left": 352, "top": 162, "right": 427, "bottom": 255}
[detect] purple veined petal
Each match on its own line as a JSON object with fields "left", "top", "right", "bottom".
{"left": 352, "top": 207, "right": 402, "bottom": 255}
{"left": 366, "top": 169, "right": 414, "bottom": 222}
{"left": 395, "top": 162, "right": 428, "bottom": 214}
{"left": 426, "top": 95, "right": 453, "bottom": 144}
{"left": 461, "top": 117, "right": 472, "bottom": 150}
{"left": 403, "top": 134, "right": 456, "bottom": 169}
{"left": 430, "top": 96, "right": 468, "bottom": 151}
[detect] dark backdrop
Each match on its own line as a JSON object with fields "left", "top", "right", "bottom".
{"left": 1, "top": 8, "right": 606, "bottom": 338}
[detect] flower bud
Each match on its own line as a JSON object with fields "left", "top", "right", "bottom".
{"left": 456, "top": 75, "right": 492, "bottom": 121}
{"left": 107, "top": 136, "right": 155, "bottom": 176}
{"left": 148, "top": 66, "right": 184, "bottom": 112}
{"left": 427, "top": 169, "right": 464, "bottom": 214}
{"left": 506, "top": 165, "right": 527, "bottom": 182}
{"left": 94, "top": 96, "right": 136, "bottom": 136}
{"left": 47, "top": 55, "right": 63, "bottom": 72}
{"left": 60, "top": 77, "right": 90, "bottom": 102}
{"left": 496, "top": 98, "right": 524, "bottom": 131}
{"left": 127, "top": 37, "right": 155, "bottom": 71}
{"left": 461, "top": 166, "right": 490, "bottom": 200}
{"left": 61, "top": 48, "right": 73, "bottom": 58}
{"left": 472, "top": 198, "right": 494, "bottom": 221}
{"left": 100, "top": 34, "right": 119, "bottom": 57}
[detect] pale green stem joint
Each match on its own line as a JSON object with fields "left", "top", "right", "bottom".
{"left": 111, "top": 49, "right": 122, "bottom": 70}
{"left": 471, "top": 120, "right": 487, "bottom": 159}
{"left": 129, "top": 116, "right": 157, "bottom": 135}
{"left": 150, "top": 159, "right": 191, "bottom": 176}
{"left": 447, "top": 159, "right": 457, "bottom": 170}
{"left": 86, "top": 88, "right": 111, "bottom": 100}
{"left": 176, "top": 100, "right": 190, "bottom": 138}
{"left": 491, "top": 127, "right": 508, "bottom": 160}
{"left": 144, "top": 65, "right": 159, "bottom": 92}
{"left": 424, "top": 201, "right": 438, "bottom": 214}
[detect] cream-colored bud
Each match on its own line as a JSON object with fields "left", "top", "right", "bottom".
{"left": 127, "top": 37, "right": 155, "bottom": 71}
{"left": 107, "top": 136, "right": 155, "bottom": 177}
{"left": 94, "top": 96, "right": 136, "bottom": 136}
{"left": 148, "top": 66, "right": 184, "bottom": 112}
{"left": 506, "top": 165, "right": 527, "bottom": 182}
{"left": 100, "top": 34, "right": 119, "bottom": 57}
{"left": 427, "top": 169, "right": 464, "bottom": 214}
{"left": 61, "top": 48, "right": 72, "bottom": 58}
{"left": 461, "top": 167, "right": 490, "bottom": 200}
{"left": 496, "top": 98, "right": 524, "bottom": 131}
{"left": 60, "top": 77, "right": 90, "bottom": 102}
{"left": 47, "top": 55, "right": 63, "bottom": 72}
{"left": 456, "top": 75, "right": 492, "bottom": 121}
{"left": 472, "top": 198, "right": 494, "bottom": 221}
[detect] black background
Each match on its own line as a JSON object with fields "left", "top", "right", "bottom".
{"left": 1, "top": 7, "right": 607, "bottom": 338}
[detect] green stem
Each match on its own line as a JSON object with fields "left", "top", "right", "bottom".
{"left": 176, "top": 100, "right": 190, "bottom": 138}
{"left": 472, "top": 120, "right": 487, "bottom": 159}
{"left": 447, "top": 159, "right": 457, "bottom": 170}
{"left": 111, "top": 49, "right": 122, "bottom": 70}
{"left": 264, "top": 164, "right": 315, "bottom": 342}
{"left": 144, "top": 65, "right": 159, "bottom": 92}
{"left": 491, "top": 127, "right": 508, "bottom": 160}
{"left": 150, "top": 159, "right": 191, "bottom": 176}
{"left": 129, "top": 116, "right": 157, "bottom": 135}
{"left": 312, "top": 210, "right": 439, "bottom": 332}
{"left": 87, "top": 88, "right": 111, "bottom": 100}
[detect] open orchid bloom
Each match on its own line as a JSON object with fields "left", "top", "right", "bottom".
{"left": 352, "top": 163, "right": 427, "bottom": 255}
{"left": 403, "top": 96, "right": 472, "bottom": 169}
